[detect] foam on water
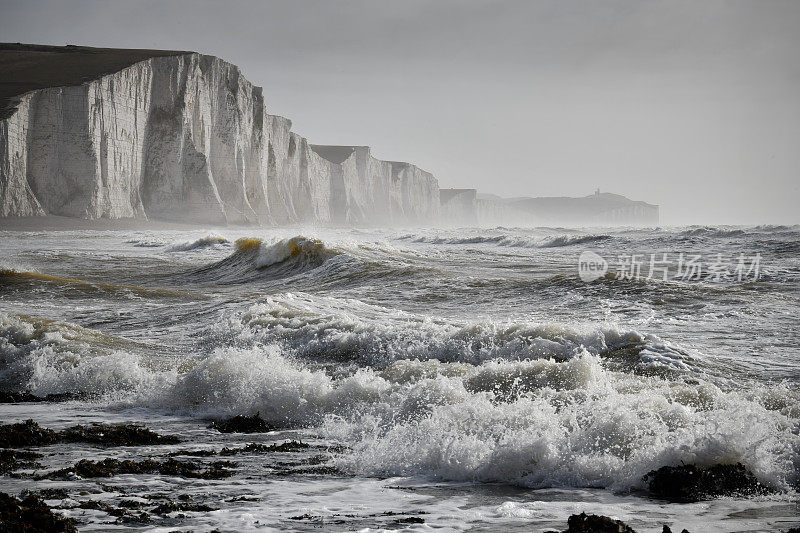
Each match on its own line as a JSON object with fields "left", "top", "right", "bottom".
{"left": 227, "top": 292, "right": 691, "bottom": 370}
{"left": 2, "top": 310, "right": 796, "bottom": 495}
{"left": 1, "top": 226, "right": 799, "bottom": 530}
{"left": 396, "top": 231, "right": 613, "bottom": 249}
{"left": 0, "top": 313, "right": 174, "bottom": 397}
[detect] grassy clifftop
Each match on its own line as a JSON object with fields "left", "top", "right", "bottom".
{"left": 0, "top": 43, "right": 192, "bottom": 119}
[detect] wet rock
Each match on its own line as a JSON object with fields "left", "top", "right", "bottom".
{"left": 60, "top": 423, "right": 181, "bottom": 446}
{"left": 662, "top": 526, "right": 691, "bottom": 533}
{"left": 563, "top": 513, "right": 637, "bottom": 533}
{"left": 0, "top": 391, "right": 77, "bottom": 403}
{"left": 77, "top": 499, "right": 126, "bottom": 516}
{"left": 167, "top": 440, "right": 317, "bottom": 458}
{"left": 393, "top": 516, "right": 425, "bottom": 524}
{"left": 0, "top": 449, "right": 43, "bottom": 473}
{"left": 225, "top": 495, "right": 260, "bottom": 502}
{"left": 168, "top": 448, "right": 218, "bottom": 457}
{"left": 219, "top": 440, "right": 312, "bottom": 455}
{"left": 0, "top": 492, "right": 77, "bottom": 532}
{"left": 273, "top": 464, "right": 341, "bottom": 476}
{"left": 0, "top": 420, "right": 180, "bottom": 448}
{"left": 117, "top": 499, "right": 147, "bottom": 509}
{"left": 151, "top": 501, "right": 216, "bottom": 514}
{"left": 208, "top": 412, "right": 275, "bottom": 433}
{"left": 22, "top": 488, "right": 69, "bottom": 501}
{"left": 114, "top": 511, "right": 151, "bottom": 524}
{"left": 0, "top": 420, "right": 60, "bottom": 447}
{"left": 75, "top": 500, "right": 151, "bottom": 523}
{"left": 0, "top": 391, "right": 43, "bottom": 403}
{"left": 41, "top": 458, "right": 236, "bottom": 480}
{"left": 644, "top": 463, "right": 770, "bottom": 501}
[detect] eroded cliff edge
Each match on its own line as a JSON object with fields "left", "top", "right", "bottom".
{"left": 0, "top": 44, "right": 440, "bottom": 225}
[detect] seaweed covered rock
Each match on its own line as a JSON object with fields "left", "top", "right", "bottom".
{"left": 563, "top": 513, "right": 637, "bottom": 533}
{"left": 0, "top": 391, "right": 43, "bottom": 403}
{"left": 0, "top": 420, "right": 180, "bottom": 448}
{"left": 168, "top": 440, "right": 313, "bottom": 457}
{"left": 0, "top": 492, "right": 76, "bottom": 532}
{"left": 220, "top": 441, "right": 311, "bottom": 455}
{"left": 0, "top": 391, "right": 76, "bottom": 403}
{"left": 208, "top": 412, "right": 275, "bottom": 433}
{"left": 644, "top": 463, "right": 770, "bottom": 501}
{"left": 41, "top": 458, "right": 235, "bottom": 480}
{"left": 0, "top": 449, "right": 43, "bottom": 474}
{"left": 75, "top": 500, "right": 151, "bottom": 524}
{"left": 662, "top": 526, "right": 691, "bottom": 533}
{"left": 151, "top": 500, "right": 216, "bottom": 514}
{"left": 60, "top": 423, "right": 181, "bottom": 446}
{"left": 0, "top": 420, "right": 59, "bottom": 447}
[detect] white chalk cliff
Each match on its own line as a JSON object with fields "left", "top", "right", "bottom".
{"left": 0, "top": 50, "right": 440, "bottom": 224}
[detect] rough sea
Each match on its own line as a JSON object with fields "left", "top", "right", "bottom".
{"left": 1, "top": 225, "right": 798, "bottom": 531}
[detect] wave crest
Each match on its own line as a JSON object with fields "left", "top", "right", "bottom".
{"left": 188, "top": 236, "right": 340, "bottom": 283}
{"left": 397, "top": 233, "right": 611, "bottom": 248}
{"left": 166, "top": 233, "right": 229, "bottom": 252}
{"left": 229, "top": 293, "right": 690, "bottom": 371}
{"left": 3, "top": 311, "right": 796, "bottom": 494}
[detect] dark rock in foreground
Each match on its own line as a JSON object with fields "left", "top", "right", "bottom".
{"left": 220, "top": 440, "right": 311, "bottom": 455}
{"left": 60, "top": 423, "right": 181, "bottom": 446}
{"left": 0, "top": 492, "right": 76, "bottom": 532}
{"left": 0, "top": 391, "right": 77, "bottom": 403}
{"left": 0, "top": 420, "right": 180, "bottom": 448}
{"left": 40, "top": 458, "right": 236, "bottom": 480}
{"left": 644, "top": 463, "right": 770, "bottom": 501}
{"left": 0, "top": 391, "right": 44, "bottom": 403}
{"left": 663, "top": 526, "right": 691, "bottom": 533}
{"left": 562, "top": 513, "right": 637, "bottom": 533}
{"left": 209, "top": 412, "right": 275, "bottom": 433}
{"left": 0, "top": 449, "right": 43, "bottom": 474}
{"left": 0, "top": 420, "right": 59, "bottom": 447}
{"left": 151, "top": 500, "right": 216, "bottom": 514}
{"left": 167, "top": 440, "right": 313, "bottom": 457}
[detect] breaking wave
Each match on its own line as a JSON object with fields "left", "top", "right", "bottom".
{"left": 0, "top": 313, "right": 172, "bottom": 397}
{"left": 679, "top": 227, "right": 748, "bottom": 238}
{"left": 187, "top": 236, "right": 340, "bottom": 283}
{"left": 2, "top": 310, "right": 797, "bottom": 493}
{"left": 539, "top": 234, "right": 613, "bottom": 247}
{"left": 222, "top": 293, "right": 692, "bottom": 370}
{"left": 5, "top": 225, "right": 800, "bottom": 502}
{"left": 166, "top": 233, "right": 230, "bottom": 252}
{"left": 396, "top": 233, "right": 612, "bottom": 249}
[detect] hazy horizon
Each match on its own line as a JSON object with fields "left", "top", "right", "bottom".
{"left": 2, "top": 0, "right": 798, "bottom": 225}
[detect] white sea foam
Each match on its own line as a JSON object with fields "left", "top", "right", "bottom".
{"left": 325, "top": 356, "right": 800, "bottom": 492}
{"left": 3, "top": 225, "right": 799, "bottom": 519}
{"left": 2, "top": 311, "right": 797, "bottom": 494}
{"left": 226, "top": 293, "right": 688, "bottom": 371}
{"left": 395, "top": 232, "right": 612, "bottom": 249}
{"left": 0, "top": 313, "right": 175, "bottom": 397}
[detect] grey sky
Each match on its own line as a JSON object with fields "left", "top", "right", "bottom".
{"left": 2, "top": 0, "right": 798, "bottom": 224}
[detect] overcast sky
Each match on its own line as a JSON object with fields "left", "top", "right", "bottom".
{"left": 2, "top": 0, "right": 798, "bottom": 224}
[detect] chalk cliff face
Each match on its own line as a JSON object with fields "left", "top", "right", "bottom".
{"left": 0, "top": 49, "right": 439, "bottom": 224}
